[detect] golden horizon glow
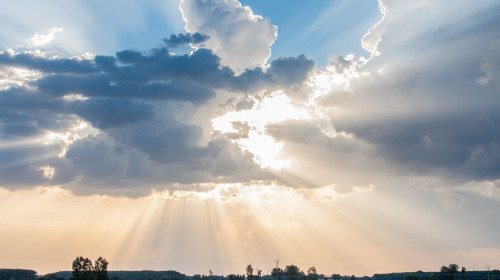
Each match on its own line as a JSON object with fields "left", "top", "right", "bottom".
{"left": 2, "top": 185, "right": 498, "bottom": 276}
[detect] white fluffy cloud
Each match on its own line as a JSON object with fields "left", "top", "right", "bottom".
{"left": 180, "top": 0, "right": 277, "bottom": 74}
{"left": 31, "top": 27, "right": 64, "bottom": 46}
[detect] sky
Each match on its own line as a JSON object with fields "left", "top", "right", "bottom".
{"left": 0, "top": 0, "right": 500, "bottom": 277}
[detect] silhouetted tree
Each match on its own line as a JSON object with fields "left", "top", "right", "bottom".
{"left": 331, "top": 274, "right": 341, "bottom": 280}
{"left": 203, "top": 270, "right": 216, "bottom": 280}
{"left": 106, "top": 271, "right": 184, "bottom": 280}
{"left": 441, "top": 264, "right": 459, "bottom": 274}
{"left": 246, "top": 264, "right": 262, "bottom": 280}
{"left": 38, "top": 273, "right": 65, "bottom": 280}
{"left": 460, "top": 267, "right": 467, "bottom": 280}
{"left": 94, "top": 257, "right": 109, "bottom": 280}
{"left": 71, "top": 256, "right": 108, "bottom": 280}
{"left": 271, "top": 268, "right": 284, "bottom": 280}
{"left": 71, "top": 256, "right": 94, "bottom": 280}
{"left": 0, "top": 269, "right": 37, "bottom": 280}
{"left": 246, "top": 266, "right": 254, "bottom": 278}
{"left": 440, "top": 264, "right": 460, "bottom": 280}
{"left": 284, "top": 265, "right": 305, "bottom": 280}
{"left": 227, "top": 275, "right": 245, "bottom": 280}
{"left": 307, "top": 267, "right": 318, "bottom": 280}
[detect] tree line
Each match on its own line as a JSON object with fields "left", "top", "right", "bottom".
{"left": 1, "top": 259, "right": 499, "bottom": 280}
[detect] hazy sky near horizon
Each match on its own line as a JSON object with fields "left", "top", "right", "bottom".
{"left": 1, "top": 0, "right": 500, "bottom": 276}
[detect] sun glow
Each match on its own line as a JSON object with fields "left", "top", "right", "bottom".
{"left": 212, "top": 92, "right": 310, "bottom": 170}
{"left": 0, "top": 66, "right": 43, "bottom": 90}
{"left": 38, "top": 120, "right": 99, "bottom": 157}
{"left": 31, "top": 27, "right": 64, "bottom": 46}
{"left": 2, "top": 183, "right": 498, "bottom": 276}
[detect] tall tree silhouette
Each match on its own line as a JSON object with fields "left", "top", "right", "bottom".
{"left": 307, "top": 267, "right": 318, "bottom": 280}
{"left": 71, "top": 256, "right": 108, "bottom": 280}
{"left": 246, "top": 265, "right": 254, "bottom": 277}
{"left": 284, "top": 265, "right": 304, "bottom": 280}
{"left": 440, "top": 264, "right": 461, "bottom": 280}
{"left": 94, "top": 257, "right": 109, "bottom": 280}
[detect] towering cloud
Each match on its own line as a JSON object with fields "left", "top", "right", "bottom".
{"left": 179, "top": 0, "right": 277, "bottom": 74}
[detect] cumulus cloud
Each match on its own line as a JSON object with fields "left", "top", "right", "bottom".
{"left": 180, "top": 0, "right": 277, "bottom": 73}
{"left": 0, "top": 31, "right": 313, "bottom": 195}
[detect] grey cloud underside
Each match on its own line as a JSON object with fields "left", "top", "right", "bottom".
{"left": 0, "top": 43, "right": 314, "bottom": 194}
{"left": 321, "top": 1, "right": 500, "bottom": 185}
{"left": 0, "top": 88, "right": 80, "bottom": 137}
{"left": 0, "top": 51, "right": 96, "bottom": 74}
{"left": 266, "top": 120, "right": 385, "bottom": 191}
{"left": 333, "top": 109, "right": 500, "bottom": 181}
{"left": 0, "top": 144, "right": 61, "bottom": 185}
{"left": 163, "top": 32, "right": 209, "bottom": 48}
{"left": 62, "top": 133, "right": 273, "bottom": 197}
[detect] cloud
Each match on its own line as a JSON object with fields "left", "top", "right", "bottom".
{"left": 0, "top": 49, "right": 96, "bottom": 74}
{"left": 298, "top": 0, "right": 500, "bottom": 189}
{"left": 3, "top": 0, "right": 498, "bottom": 200}
{"left": 180, "top": 0, "right": 277, "bottom": 73}
{"left": 163, "top": 32, "right": 209, "bottom": 48}
{"left": 40, "top": 165, "right": 55, "bottom": 179}
{"left": 264, "top": 119, "right": 389, "bottom": 193}
{"left": 233, "top": 54, "right": 315, "bottom": 92}
{"left": 476, "top": 41, "right": 500, "bottom": 88}
{"left": 31, "top": 27, "right": 64, "bottom": 46}
{"left": 202, "top": 0, "right": 500, "bottom": 196}
{"left": 0, "top": 30, "right": 313, "bottom": 195}
{"left": 58, "top": 130, "right": 276, "bottom": 197}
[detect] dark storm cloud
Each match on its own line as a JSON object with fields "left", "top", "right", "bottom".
{"left": 163, "top": 32, "right": 209, "bottom": 48}
{"left": 0, "top": 36, "right": 313, "bottom": 194}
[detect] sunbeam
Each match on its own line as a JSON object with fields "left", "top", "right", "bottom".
{"left": 1, "top": 0, "right": 500, "bottom": 277}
